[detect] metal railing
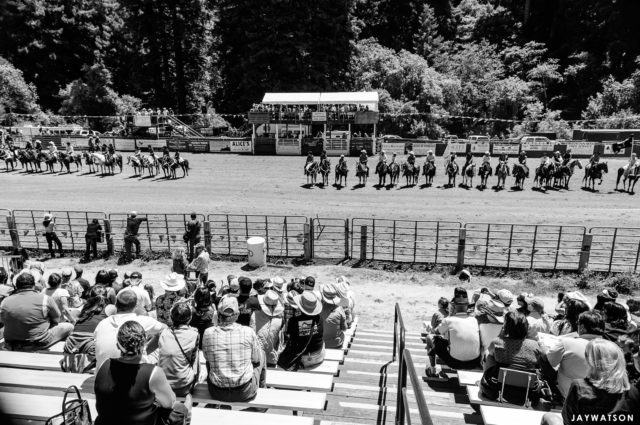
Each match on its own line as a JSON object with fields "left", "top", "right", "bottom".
{"left": 589, "top": 227, "right": 640, "bottom": 273}
{"left": 393, "top": 303, "right": 433, "bottom": 425}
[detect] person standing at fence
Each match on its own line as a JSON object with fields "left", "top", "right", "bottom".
{"left": 124, "top": 211, "right": 147, "bottom": 260}
{"left": 187, "top": 243, "right": 209, "bottom": 284}
{"left": 85, "top": 218, "right": 103, "bottom": 262}
{"left": 42, "top": 213, "right": 64, "bottom": 258}
{"left": 184, "top": 213, "right": 201, "bottom": 261}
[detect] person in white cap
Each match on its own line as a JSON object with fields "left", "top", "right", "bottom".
{"left": 124, "top": 211, "right": 147, "bottom": 260}
{"left": 425, "top": 150, "right": 435, "bottom": 165}
{"left": 319, "top": 282, "right": 347, "bottom": 349}
{"left": 42, "top": 212, "right": 63, "bottom": 258}
{"left": 250, "top": 289, "right": 284, "bottom": 367}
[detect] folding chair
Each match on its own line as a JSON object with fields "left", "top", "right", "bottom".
{"left": 497, "top": 367, "right": 538, "bottom": 408}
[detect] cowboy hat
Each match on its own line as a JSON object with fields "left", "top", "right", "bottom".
{"left": 321, "top": 282, "right": 342, "bottom": 305}
{"left": 129, "top": 211, "right": 137, "bottom": 217}
{"left": 294, "top": 291, "right": 322, "bottom": 316}
{"left": 496, "top": 289, "right": 515, "bottom": 306}
{"left": 271, "top": 276, "right": 285, "bottom": 293}
{"left": 259, "top": 290, "right": 285, "bottom": 317}
{"left": 459, "top": 269, "right": 471, "bottom": 280}
{"left": 160, "top": 272, "right": 186, "bottom": 292}
{"left": 334, "top": 280, "right": 351, "bottom": 308}
{"left": 43, "top": 213, "right": 53, "bottom": 221}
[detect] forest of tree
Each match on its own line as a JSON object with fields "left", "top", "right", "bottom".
{"left": 1, "top": 0, "right": 640, "bottom": 137}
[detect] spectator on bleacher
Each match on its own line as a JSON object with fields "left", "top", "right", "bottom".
{"left": 542, "top": 311, "right": 604, "bottom": 400}
{"left": 237, "top": 277, "right": 259, "bottom": 327}
{"left": 283, "top": 288, "right": 301, "bottom": 329}
{"left": 158, "top": 303, "right": 199, "bottom": 397}
{"left": 628, "top": 299, "right": 640, "bottom": 325}
{"left": 73, "top": 265, "right": 90, "bottom": 300}
{"left": 278, "top": 291, "right": 325, "bottom": 370}
{"left": 43, "top": 272, "right": 76, "bottom": 324}
{"left": 144, "top": 284, "right": 157, "bottom": 319}
{"left": 425, "top": 288, "right": 481, "bottom": 377}
{"left": 171, "top": 247, "right": 189, "bottom": 276}
{"left": 0, "top": 267, "right": 14, "bottom": 305}
{"left": 594, "top": 289, "right": 618, "bottom": 313}
{"left": 156, "top": 273, "right": 187, "bottom": 326}
{"left": 62, "top": 267, "right": 84, "bottom": 310}
{"left": 124, "top": 211, "right": 147, "bottom": 260}
{"left": 187, "top": 242, "right": 209, "bottom": 284}
{"left": 220, "top": 276, "right": 240, "bottom": 298}
{"left": 251, "top": 289, "right": 284, "bottom": 367}
{"left": 94, "top": 289, "right": 166, "bottom": 371}
{"left": 205, "top": 280, "right": 220, "bottom": 306}
{"left": 185, "top": 213, "right": 201, "bottom": 261}
{"left": 203, "top": 296, "right": 265, "bottom": 402}
{"left": 336, "top": 276, "right": 356, "bottom": 327}
{"left": 527, "top": 296, "right": 553, "bottom": 339}
{"left": 541, "top": 339, "right": 635, "bottom": 425}
{"left": 15, "top": 261, "right": 46, "bottom": 290}
{"left": 190, "top": 286, "right": 217, "bottom": 348}
{"left": 428, "top": 297, "right": 450, "bottom": 332}
{"left": 603, "top": 302, "right": 631, "bottom": 342}
{"left": 516, "top": 293, "right": 532, "bottom": 316}
{"left": 126, "top": 271, "right": 152, "bottom": 316}
{"left": 0, "top": 273, "right": 73, "bottom": 351}
{"left": 495, "top": 289, "right": 515, "bottom": 310}
{"left": 95, "top": 321, "right": 190, "bottom": 425}
{"left": 473, "top": 296, "right": 505, "bottom": 359}
{"left": 64, "top": 285, "right": 108, "bottom": 362}
{"left": 552, "top": 295, "right": 590, "bottom": 336}
{"left": 319, "top": 282, "right": 347, "bottom": 349}
{"left": 84, "top": 218, "right": 102, "bottom": 261}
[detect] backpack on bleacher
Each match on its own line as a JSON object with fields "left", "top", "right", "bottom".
{"left": 45, "top": 385, "right": 92, "bottom": 425}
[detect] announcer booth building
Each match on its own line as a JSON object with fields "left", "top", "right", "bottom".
{"left": 248, "top": 92, "right": 380, "bottom": 156}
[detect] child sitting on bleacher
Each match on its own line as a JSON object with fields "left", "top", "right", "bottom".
{"left": 426, "top": 297, "right": 449, "bottom": 332}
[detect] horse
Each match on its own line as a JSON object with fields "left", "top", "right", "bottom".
{"left": 127, "top": 155, "right": 143, "bottom": 176}
{"left": 582, "top": 162, "right": 608, "bottom": 191}
{"left": 89, "top": 152, "right": 108, "bottom": 175}
{"left": 83, "top": 152, "right": 98, "bottom": 173}
{"left": 478, "top": 162, "right": 492, "bottom": 189}
{"left": 461, "top": 163, "right": 476, "bottom": 188}
{"left": 376, "top": 161, "right": 389, "bottom": 186}
{"left": 17, "top": 150, "right": 36, "bottom": 172}
{"left": 616, "top": 163, "right": 640, "bottom": 193}
{"left": 512, "top": 163, "right": 527, "bottom": 190}
{"left": 355, "top": 162, "right": 368, "bottom": 185}
{"left": 0, "top": 149, "right": 17, "bottom": 172}
{"left": 104, "top": 153, "right": 123, "bottom": 174}
{"left": 495, "top": 161, "right": 509, "bottom": 190}
{"left": 334, "top": 161, "right": 348, "bottom": 186}
{"left": 446, "top": 161, "right": 459, "bottom": 187}
{"left": 140, "top": 155, "right": 160, "bottom": 177}
{"left": 534, "top": 163, "right": 556, "bottom": 189}
{"left": 41, "top": 152, "right": 57, "bottom": 173}
{"left": 422, "top": 161, "right": 436, "bottom": 186}
{"left": 57, "top": 152, "right": 82, "bottom": 173}
{"left": 401, "top": 162, "right": 419, "bottom": 186}
{"left": 319, "top": 158, "right": 331, "bottom": 186}
{"left": 305, "top": 161, "right": 319, "bottom": 185}
{"left": 557, "top": 159, "right": 582, "bottom": 189}
{"left": 389, "top": 162, "right": 400, "bottom": 186}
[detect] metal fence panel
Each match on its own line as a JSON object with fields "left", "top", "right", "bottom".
{"left": 312, "top": 218, "right": 348, "bottom": 259}
{"left": 207, "top": 215, "right": 307, "bottom": 258}
{"left": 12, "top": 210, "right": 107, "bottom": 251}
{"left": 351, "top": 218, "right": 461, "bottom": 263}
{"left": 0, "top": 209, "right": 13, "bottom": 250}
{"left": 108, "top": 213, "right": 206, "bottom": 253}
{"left": 589, "top": 227, "right": 640, "bottom": 273}
{"left": 464, "top": 223, "right": 585, "bottom": 270}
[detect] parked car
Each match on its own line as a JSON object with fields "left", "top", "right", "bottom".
{"left": 442, "top": 135, "right": 459, "bottom": 141}
{"left": 468, "top": 135, "right": 490, "bottom": 143}
{"left": 519, "top": 136, "right": 552, "bottom": 144}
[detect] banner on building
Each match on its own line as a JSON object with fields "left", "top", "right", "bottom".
{"left": 208, "top": 139, "right": 232, "bottom": 152}
{"left": 567, "top": 142, "right": 595, "bottom": 155}
{"left": 521, "top": 140, "right": 553, "bottom": 151}
{"left": 354, "top": 111, "right": 380, "bottom": 124}
{"left": 133, "top": 116, "right": 152, "bottom": 127}
{"left": 113, "top": 138, "right": 136, "bottom": 151}
{"left": 167, "top": 139, "right": 189, "bottom": 151}
{"left": 470, "top": 142, "right": 491, "bottom": 153}
{"left": 248, "top": 111, "right": 270, "bottom": 125}
{"left": 492, "top": 144, "right": 520, "bottom": 155}
{"left": 380, "top": 142, "right": 406, "bottom": 154}
{"left": 311, "top": 112, "right": 327, "bottom": 122}
{"left": 230, "top": 139, "right": 252, "bottom": 153}
{"left": 188, "top": 139, "right": 210, "bottom": 153}
{"left": 412, "top": 143, "right": 436, "bottom": 156}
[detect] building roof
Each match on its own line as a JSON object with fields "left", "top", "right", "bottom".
{"left": 262, "top": 92, "right": 379, "bottom": 110}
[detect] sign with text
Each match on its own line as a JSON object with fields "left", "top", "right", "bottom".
{"left": 167, "top": 139, "right": 188, "bottom": 151}
{"left": 380, "top": 142, "right": 406, "bottom": 154}
{"left": 188, "top": 139, "right": 210, "bottom": 152}
{"left": 449, "top": 142, "right": 467, "bottom": 153}
{"left": 209, "top": 139, "right": 232, "bottom": 152}
{"left": 113, "top": 138, "right": 136, "bottom": 151}
{"left": 566, "top": 142, "right": 595, "bottom": 155}
{"left": 276, "top": 138, "right": 301, "bottom": 155}
{"left": 470, "top": 142, "right": 491, "bottom": 153}
{"left": 412, "top": 142, "right": 436, "bottom": 156}
{"left": 521, "top": 140, "right": 553, "bottom": 151}
{"left": 230, "top": 139, "right": 252, "bottom": 153}
{"left": 311, "top": 112, "right": 327, "bottom": 122}
{"left": 354, "top": 111, "right": 380, "bottom": 124}
{"left": 492, "top": 144, "right": 520, "bottom": 155}
{"left": 248, "top": 111, "right": 270, "bottom": 125}
{"left": 133, "top": 115, "right": 152, "bottom": 127}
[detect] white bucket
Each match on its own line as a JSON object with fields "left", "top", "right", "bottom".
{"left": 247, "top": 236, "right": 266, "bottom": 267}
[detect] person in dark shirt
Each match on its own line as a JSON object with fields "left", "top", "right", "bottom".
{"left": 278, "top": 291, "right": 325, "bottom": 370}
{"left": 124, "top": 211, "right": 147, "bottom": 259}
{"left": 185, "top": 213, "right": 201, "bottom": 261}
{"left": 85, "top": 218, "right": 103, "bottom": 261}
{"left": 236, "top": 277, "right": 259, "bottom": 327}
{"left": 63, "top": 285, "right": 108, "bottom": 365}
{"left": 73, "top": 265, "right": 91, "bottom": 300}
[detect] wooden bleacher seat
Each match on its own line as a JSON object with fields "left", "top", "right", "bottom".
{"left": 196, "top": 352, "right": 340, "bottom": 376}
{"left": 480, "top": 405, "right": 556, "bottom": 425}
{"left": 0, "top": 391, "right": 315, "bottom": 425}
{"left": 466, "top": 385, "right": 560, "bottom": 413}
{"left": 457, "top": 370, "right": 482, "bottom": 386}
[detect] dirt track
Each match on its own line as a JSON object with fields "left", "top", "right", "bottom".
{"left": 0, "top": 154, "right": 637, "bottom": 228}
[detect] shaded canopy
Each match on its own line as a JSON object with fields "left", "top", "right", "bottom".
{"left": 261, "top": 92, "right": 379, "bottom": 111}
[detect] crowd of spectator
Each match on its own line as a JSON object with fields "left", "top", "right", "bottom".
{"left": 250, "top": 103, "right": 371, "bottom": 122}
{"left": 423, "top": 270, "right": 639, "bottom": 422}
{"left": 0, "top": 260, "right": 356, "bottom": 424}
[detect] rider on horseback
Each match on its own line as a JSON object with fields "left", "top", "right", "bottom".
{"left": 162, "top": 145, "right": 170, "bottom": 159}
{"left": 304, "top": 150, "right": 314, "bottom": 174}
{"left": 65, "top": 142, "right": 74, "bottom": 155}
{"left": 496, "top": 153, "right": 510, "bottom": 175}
{"left": 518, "top": 150, "right": 529, "bottom": 177}
{"left": 552, "top": 151, "right": 562, "bottom": 167}
{"left": 88, "top": 137, "right": 94, "bottom": 153}
{"left": 390, "top": 152, "right": 398, "bottom": 164}
{"left": 34, "top": 139, "right": 42, "bottom": 151}
{"left": 25, "top": 140, "right": 33, "bottom": 150}
{"left": 101, "top": 142, "right": 108, "bottom": 154}
{"left": 482, "top": 151, "right": 491, "bottom": 166}
{"left": 48, "top": 141, "right": 57, "bottom": 155}
{"left": 338, "top": 154, "right": 346, "bottom": 167}
{"left": 359, "top": 149, "right": 369, "bottom": 176}
{"left": 425, "top": 150, "right": 435, "bottom": 165}
{"left": 624, "top": 153, "right": 638, "bottom": 178}
{"left": 148, "top": 144, "right": 155, "bottom": 158}
{"left": 174, "top": 151, "right": 184, "bottom": 165}
{"left": 562, "top": 148, "right": 572, "bottom": 165}
{"left": 407, "top": 151, "right": 416, "bottom": 166}
{"left": 375, "top": 150, "right": 387, "bottom": 174}
{"left": 107, "top": 143, "right": 115, "bottom": 155}
{"left": 461, "top": 152, "right": 473, "bottom": 175}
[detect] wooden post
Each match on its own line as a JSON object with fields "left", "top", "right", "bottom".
{"left": 344, "top": 219, "right": 350, "bottom": 260}
{"left": 360, "top": 225, "right": 368, "bottom": 261}
{"left": 104, "top": 219, "right": 113, "bottom": 256}
{"left": 6, "top": 215, "right": 21, "bottom": 250}
{"left": 456, "top": 228, "right": 466, "bottom": 270}
{"left": 203, "top": 221, "right": 212, "bottom": 253}
{"left": 578, "top": 233, "right": 593, "bottom": 273}
{"left": 303, "top": 223, "right": 312, "bottom": 261}
{"left": 251, "top": 124, "right": 255, "bottom": 155}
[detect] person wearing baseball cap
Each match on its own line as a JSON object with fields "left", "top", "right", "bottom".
{"left": 202, "top": 296, "right": 265, "bottom": 402}
{"left": 187, "top": 242, "right": 209, "bottom": 284}
{"left": 251, "top": 290, "right": 284, "bottom": 366}
{"left": 526, "top": 296, "right": 553, "bottom": 339}
{"left": 319, "top": 283, "right": 347, "bottom": 349}
{"left": 124, "top": 211, "right": 147, "bottom": 260}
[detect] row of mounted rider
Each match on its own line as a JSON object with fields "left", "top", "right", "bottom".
{"left": 301, "top": 149, "right": 640, "bottom": 192}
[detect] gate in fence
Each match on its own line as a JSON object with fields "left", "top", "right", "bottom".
{"left": 351, "top": 218, "right": 461, "bottom": 263}
{"left": 311, "top": 218, "right": 348, "bottom": 259}
{"left": 463, "top": 223, "right": 585, "bottom": 271}
{"left": 207, "top": 215, "right": 307, "bottom": 258}
{"left": 108, "top": 213, "right": 205, "bottom": 253}
{"left": 0, "top": 209, "right": 14, "bottom": 250}
{"left": 589, "top": 227, "right": 640, "bottom": 273}
{"left": 12, "top": 210, "right": 108, "bottom": 252}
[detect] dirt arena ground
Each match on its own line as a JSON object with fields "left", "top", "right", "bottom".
{"left": 0, "top": 153, "right": 637, "bottom": 228}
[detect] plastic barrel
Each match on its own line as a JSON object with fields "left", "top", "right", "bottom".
{"left": 247, "top": 236, "right": 266, "bottom": 267}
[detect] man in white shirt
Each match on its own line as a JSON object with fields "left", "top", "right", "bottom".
{"left": 127, "top": 271, "right": 152, "bottom": 315}
{"left": 93, "top": 289, "right": 165, "bottom": 371}
{"left": 426, "top": 293, "right": 480, "bottom": 376}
